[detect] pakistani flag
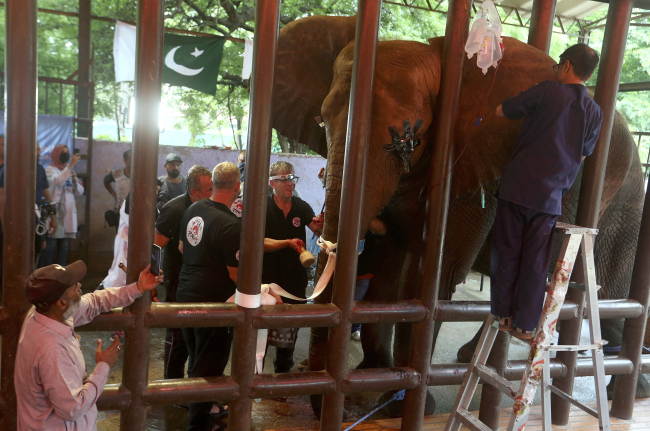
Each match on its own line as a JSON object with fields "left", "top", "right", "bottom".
{"left": 113, "top": 21, "right": 225, "bottom": 95}
{"left": 162, "top": 33, "right": 225, "bottom": 96}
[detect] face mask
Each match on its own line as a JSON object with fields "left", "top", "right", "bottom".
{"left": 59, "top": 153, "right": 70, "bottom": 164}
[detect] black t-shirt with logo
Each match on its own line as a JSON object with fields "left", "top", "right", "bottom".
{"left": 155, "top": 192, "right": 193, "bottom": 289}
{"left": 177, "top": 199, "right": 241, "bottom": 303}
{"left": 262, "top": 195, "right": 315, "bottom": 302}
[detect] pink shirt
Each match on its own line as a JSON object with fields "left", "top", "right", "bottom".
{"left": 15, "top": 283, "right": 142, "bottom": 431}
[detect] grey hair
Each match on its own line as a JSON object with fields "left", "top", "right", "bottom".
{"left": 212, "top": 162, "right": 240, "bottom": 190}
{"left": 269, "top": 161, "right": 295, "bottom": 177}
{"left": 186, "top": 165, "right": 212, "bottom": 193}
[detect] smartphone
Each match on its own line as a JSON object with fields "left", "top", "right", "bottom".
{"left": 151, "top": 244, "right": 162, "bottom": 275}
{"left": 73, "top": 148, "right": 80, "bottom": 154}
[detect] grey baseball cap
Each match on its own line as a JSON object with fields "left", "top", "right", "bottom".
{"left": 165, "top": 153, "right": 183, "bottom": 163}
{"left": 25, "top": 261, "right": 87, "bottom": 306}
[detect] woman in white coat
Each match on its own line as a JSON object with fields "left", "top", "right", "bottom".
{"left": 43, "top": 145, "right": 84, "bottom": 266}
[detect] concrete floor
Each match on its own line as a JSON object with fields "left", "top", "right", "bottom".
{"left": 80, "top": 271, "right": 605, "bottom": 430}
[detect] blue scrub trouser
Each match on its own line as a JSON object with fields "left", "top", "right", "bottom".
{"left": 490, "top": 199, "right": 557, "bottom": 331}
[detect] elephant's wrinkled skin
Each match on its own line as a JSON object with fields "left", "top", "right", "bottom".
{"left": 271, "top": 15, "right": 646, "bottom": 417}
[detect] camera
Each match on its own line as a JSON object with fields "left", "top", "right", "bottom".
{"left": 39, "top": 201, "right": 57, "bottom": 222}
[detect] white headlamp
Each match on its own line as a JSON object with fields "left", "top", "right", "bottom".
{"left": 270, "top": 174, "right": 299, "bottom": 184}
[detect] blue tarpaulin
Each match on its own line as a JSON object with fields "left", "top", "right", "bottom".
{"left": 0, "top": 112, "right": 73, "bottom": 168}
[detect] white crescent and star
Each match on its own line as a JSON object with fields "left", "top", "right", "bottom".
{"left": 165, "top": 46, "right": 205, "bottom": 76}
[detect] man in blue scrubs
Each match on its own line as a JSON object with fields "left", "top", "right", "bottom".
{"left": 491, "top": 44, "right": 603, "bottom": 338}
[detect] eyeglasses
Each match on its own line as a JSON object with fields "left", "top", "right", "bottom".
{"left": 552, "top": 61, "right": 566, "bottom": 75}
{"left": 270, "top": 174, "right": 300, "bottom": 184}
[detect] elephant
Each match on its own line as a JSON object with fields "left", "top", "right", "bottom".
{"left": 270, "top": 15, "right": 646, "bottom": 417}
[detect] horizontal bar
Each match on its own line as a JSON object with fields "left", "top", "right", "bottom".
{"left": 142, "top": 376, "right": 239, "bottom": 406}
{"left": 581, "top": 299, "right": 643, "bottom": 319}
{"left": 96, "top": 384, "right": 132, "bottom": 411}
{"left": 73, "top": 117, "right": 93, "bottom": 123}
{"left": 145, "top": 303, "right": 244, "bottom": 328}
{"left": 250, "top": 371, "right": 336, "bottom": 398}
{"left": 253, "top": 304, "right": 340, "bottom": 329}
{"left": 588, "top": 81, "right": 650, "bottom": 93}
{"left": 76, "top": 308, "right": 135, "bottom": 332}
{"left": 342, "top": 367, "right": 420, "bottom": 393}
{"left": 350, "top": 300, "right": 429, "bottom": 324}
{"left": 428, "top": 356, "right": 636, "bottom": 386}
{"left": 434, "top": 299, "right": 642, "bottom": 322}
{"left": 434, "top": 300, "right": 577, "bottom": 321}
{"left": 545, "top": 343, "right": 601, "bottom": 351}
{"left": 0, "top": 71, "right": 95, "bottom": 87}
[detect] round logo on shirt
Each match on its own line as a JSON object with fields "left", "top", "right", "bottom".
{"left": 292, "top": 217, "right": 301, "bottom": 227}
{"left": 236, "top": 250, "right": 240, "bottom": 261}
{"left": 186, "top": 216, "right": 204, "bottom": 246}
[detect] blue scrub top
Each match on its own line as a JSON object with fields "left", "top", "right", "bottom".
{"left": 498, "top": 81, "right": 603, "bottom": 215}
{"left": 0, "top": 164, "right": 50, "bottom": 204}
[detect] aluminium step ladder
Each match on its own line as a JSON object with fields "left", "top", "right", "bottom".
{"left": 444, "top": 222, "right": 611, "bottom": 431}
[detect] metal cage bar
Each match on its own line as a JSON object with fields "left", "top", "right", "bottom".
{"left": 228, "top": 0, "right": 281, "bottom": 428}
{"left": 552, "top": 0, "right": 634, "bottom": 424}
{"left": 0, "top": 1, "right": 38, "bottom": 429}
{"left": 119, "top": 0, "right": 164, "bottom": 429}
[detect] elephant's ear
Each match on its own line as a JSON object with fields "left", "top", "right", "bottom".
{"left": 272, "top": 15, "right": 357, "bottom": 157}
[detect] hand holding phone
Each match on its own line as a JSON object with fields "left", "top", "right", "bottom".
{"left": 151, "top": 244, "right": 162, "bottom": 275}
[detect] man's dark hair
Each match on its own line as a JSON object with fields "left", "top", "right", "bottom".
{"left": 559, "top": 44, "right": 600, "bottom": 82}
{"left": 186, "top": 165, "right": 212, "bottom": 194}
{"left": 123, "top": 149, "right": 132, "bottom": 160}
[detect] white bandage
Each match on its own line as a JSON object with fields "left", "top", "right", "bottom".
{"left": 234, "top": 290, "right": 262, "bottom": 308}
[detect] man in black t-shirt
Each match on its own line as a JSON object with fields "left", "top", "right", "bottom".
{"left": 262, "top": 161, "right": 323, "bottom": 373}
{"left": 176, "top": 162, "right": 242, "bottom": 431}
{"left": 154, "top": 165, "right": 213, "bottom": 383}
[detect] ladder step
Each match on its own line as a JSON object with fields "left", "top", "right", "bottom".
{"left": 456, "top": 409, "right": 494, "bottom": 431}
{"left": 548, "top": 385, "right": 599, "bottom": 418}
{"left": 545, "top": 343, "right": 603, "bottom": 352}
{"left": 474, "top": 364, "right": 519, "bottom": 399}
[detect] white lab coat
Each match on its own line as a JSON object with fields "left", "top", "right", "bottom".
{"left": 45, "top": 166, "right": 84, "bottom": 238}
{"left": 102, "top": 200, "right": 129, "bottom": 288}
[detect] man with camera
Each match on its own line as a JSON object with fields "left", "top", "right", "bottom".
{"left": 15, "top": 261, "right": 162, "bottom": 431}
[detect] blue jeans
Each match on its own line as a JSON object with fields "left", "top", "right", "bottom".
{"left": 351, "top": 278, "right": 371, "bottom": 333}
{"left": 43, "top": 238, "right": 70, "bottom": 267}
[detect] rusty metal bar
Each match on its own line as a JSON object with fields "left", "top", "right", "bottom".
{"left": 611, "top": 158, "right": 650, "bottom": 417}
{"left": 228, "top": 0, "right": 281, "bottom": 428}
{"left": 428, "top": 356, "right": 636, "bottom": 386}
{"left": 552, "top": 0, "right": 633, "bottom": 425}
{"left": 142, "top": 377, "right": 239, "bottom": 406}
{"left": 120, "top": 0, "right": 164, "bottom": 429}
{"left": 76, "top": 309, "right": 135, "bottom": 332}
{"left": 400, "top": 0, "right": 471, "bottom": 427}
{"left": 95, "top": 385, "right": 132, "bottom": 411}
{"left": 320, "top": 2, "right": 382, "bottom": 429}
{"left": 77, "top": 0, "right": 90, "bottom": 137}
{"left": 251, "top": 372, "right": 336, "bottom": 399}
{"left": 527, "top": 0, "right": 557, "bottom": 53}
{"left": 351, "top": 300, "right": 428, "bottom": 323}
{"left": 1, "top": 0, "right": 37, "bottom": 429}
{"left": 144, "top": 303, "right": 244, "bottom": 328}
{"left": 342, "top": 367, "right": 420, "bottom": 393}
{"left": 253, "top": 304, "right": 341, "bottom": 328}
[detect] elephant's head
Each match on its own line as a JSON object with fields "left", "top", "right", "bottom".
{"left": 272, "top": 15, "right": 557, "bottom": 247}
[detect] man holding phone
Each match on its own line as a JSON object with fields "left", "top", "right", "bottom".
{"left": 15, "top": 261, "right": 162, "bottom": 431}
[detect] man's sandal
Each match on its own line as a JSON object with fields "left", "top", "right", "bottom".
{"left": 498, "top": 316, "right": 514, "bottom": 332}
{"left": 210, "top": 403, "right": 229, "bottom": 419}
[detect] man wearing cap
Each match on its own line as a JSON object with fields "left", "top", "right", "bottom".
{"left": 157, "top": 153, "right": 186, "bottom": 206}
{"left": 15, "top": 261, "right": 162, "bottom": 431}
